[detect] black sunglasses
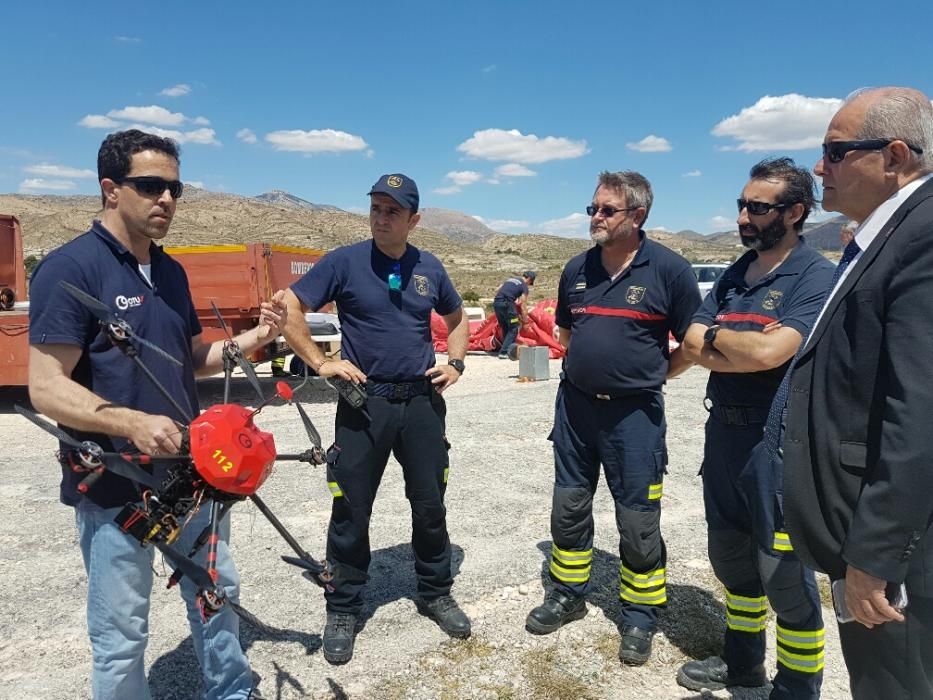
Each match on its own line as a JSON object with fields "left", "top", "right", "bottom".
{"left": 118, "top": 176, "right": 184, "bottom": 199}
{"left": 586, "top": 204, "right": 638, "bottom": 218}
{"left": 822, "top": 139, "right": 924, "bottom": 164}
{"left": 736, "top": 199, "right": 789, "bottom": 216}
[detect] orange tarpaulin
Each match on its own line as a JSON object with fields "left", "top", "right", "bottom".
{"left": 432, "top": 299, "right": 566, "bottom": 359}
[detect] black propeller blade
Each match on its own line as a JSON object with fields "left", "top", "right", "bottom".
{"left": 59, "top": 281, "right": 182, "bottom": 367}
{"left": 293, "top": 400, "right": 322, "bottom": 448}
{"left": 209, "top": 300, "right": 265, "bottom": 402}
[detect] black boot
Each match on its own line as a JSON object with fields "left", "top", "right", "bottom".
{"left": 417, "top": 595, "right": 472, "bottom": 638}
{"left": 618, "top": 625, "right": 655, "bottom": 665}
{"left": 525, "top": 590, "right": 587, "bottom": 634}
{"left": 322, "top": 611, "right": 358, "bottom": 665}
{"left": 676, "top": 655, "right": 767, "bottom": 691}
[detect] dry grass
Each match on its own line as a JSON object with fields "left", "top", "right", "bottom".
{"left": 522, "top": 646, "right": 600, "bottom": 700}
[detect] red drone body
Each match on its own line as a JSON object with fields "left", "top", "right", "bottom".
{"left": 189, "top": 404, "right": 277, "bottom": 496}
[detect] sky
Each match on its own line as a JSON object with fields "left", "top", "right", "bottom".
{"left": 2, "top": 0, "right": 932, "bottom": 237}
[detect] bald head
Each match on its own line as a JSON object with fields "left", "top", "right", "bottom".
{"left": 846, "top": 87, "right": 933, "bottom": 173}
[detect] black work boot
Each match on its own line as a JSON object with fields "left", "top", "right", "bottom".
{"left": 525, "top": 589, "right": 587, "bottom": 634}
{"left": 676, "top": 655, "right": 767, "bottom": 691}
{"left": 618, "top": 625, "right": 655, "bottom": 665}
{"left": 322, "top": 611, "right": 358, "bottom": 665}
{"left": 417, "top": 595, "right": 472, "bottom": 638}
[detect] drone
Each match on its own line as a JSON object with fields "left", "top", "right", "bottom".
{"left": 16, "top": 280, "right": 368, "bottom": 631}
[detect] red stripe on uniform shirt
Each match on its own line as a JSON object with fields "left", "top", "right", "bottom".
{"left": 716, "top": 312, "right": 775, "bottom": 326}
{"left": 574, "top": 306, "right": 666, "bottom": 321}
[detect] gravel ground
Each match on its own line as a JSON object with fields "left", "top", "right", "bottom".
{"left": 0, "top": 355, "right": 852, "bottom": 699}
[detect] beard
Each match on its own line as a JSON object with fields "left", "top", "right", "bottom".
{"left": 590, "top": 224, "right": 609, "bottom": 245}
{"left": 739, "top": 216, "right": 788, "bottom": 251}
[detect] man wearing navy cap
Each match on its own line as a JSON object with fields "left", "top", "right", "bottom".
{"left": 525, "top": 170, "right": 700, "bottom": 666}
{"left": 492, "top": 270, "right": 536, "bottom": 359}
{"left": 283, "top": 173, "right": 470, "bottom": 665}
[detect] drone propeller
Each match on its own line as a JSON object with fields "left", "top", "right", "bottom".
{"left": 16, "top": 404, "right": 166, "bottom": 490}
{"left": 154, "top": 540, "right": 273, "bottom": 634}
{"left": 59, "top": 281, "right": 182, "bottom": 367}
{"left": 209, "top": 301, "right": 265, "bottom": 402}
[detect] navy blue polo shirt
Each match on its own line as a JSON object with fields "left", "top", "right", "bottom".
{"left": 494, "top": 277, "right": 528, "bottom": 303}
{"left": 693, "top": 238, "right": 834, "bottom": 407}
{"left": 291, "top": 240, "right": 462, "bottom": 379}
{"left": 556, "top": 232, "right": 700, "bottom": 396}
{"left": 29, "top": 221, "right": 202, "bottom": 508}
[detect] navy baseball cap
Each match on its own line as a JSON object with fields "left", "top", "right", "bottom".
{"left": 368, "top": 173, "right": 419, "bottom": 212}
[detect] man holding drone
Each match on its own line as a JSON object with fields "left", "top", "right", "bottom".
{"left": 27, "top": 129, "right": 286, "bottom": 700}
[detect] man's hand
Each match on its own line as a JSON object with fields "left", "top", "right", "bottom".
{"left": 845, "top": 564, "right": 905, "bottom": 628}
{"left": 317, "top": 358, "right": 367, "bottom": 384}
{"left": 426, "top": 365, "right": 460, "bottom": 394}
{"left": 128, "top": 413, "right": 184, "bottom": 455}
{"left": 256, "top": 289, "right": 288, "bottom": 343}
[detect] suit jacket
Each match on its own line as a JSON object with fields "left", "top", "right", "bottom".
{"left": 783, "top": 176, "right": 933, "bottom": 596}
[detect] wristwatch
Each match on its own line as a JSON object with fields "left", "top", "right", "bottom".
{"left": 704, "top": 325, "right": 721, "bottom": 346}
{"left": 447, "top": 359, "right": 465, "bottom": 374}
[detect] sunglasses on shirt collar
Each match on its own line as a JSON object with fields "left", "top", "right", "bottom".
{"left": 821, "top": 139, "right": 924, "bottom": 164}
{"left": 117, "top": 176, "right": 184, "bottom": 199}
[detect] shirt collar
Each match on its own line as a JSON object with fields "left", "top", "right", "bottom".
{"left": 854, "top": 172, "right": 933, "bottom": 251}
{"left": 91, "top": 220, "right": 164, "bottom": 263}
{"left": 722, "top": 236, "right": 808, "bottom": 287}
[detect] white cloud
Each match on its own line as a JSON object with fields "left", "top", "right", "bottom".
{"left": 626, "top": 135, "right": 672, "bottom": 153}
{"left": 160, "top": 84, "right": 191, "bottom": 98}
{"left": 24, "top": 163, "right": 95, "bottom": 179}
{"left": 19, "top": 178, "right": 77, "bottom": 192}
{"left": 433, "top": 186, "right": 461, "bottom": 195}
{"left": 457, "top": 128, "right": 589, "bottom": 164}
{"left": 115, "top": 36, "right": 141, "bottom": 43}
{"left": 482, "top": 65, "right": 497, "bottom": 73}
{"left": 682, "top": 169, "right": 702, "bottom": 177}
{"left": 236, "top": 128, "right": 257, "bottom": 144}
{"left": 710, "top": 215, "right": 734, "bottom": 229}
{"left": 445, "top": 170, "right": 483, "bottom": 186}
{"left": 488, "top": 219, "right": 529, "bottom": 230}
{"left": 191, "top": 116, "right": 210, "bottom": 126}
{"left": 128, "top": 124, "right": 220, "bottom": 145}
{"left": 494, "top": 163, "right": 536, "bottom": 177}
{"left": 365, "top": 149, "right": 375, "bottom": 159}
{"left": 537, "top": 212, "right": 590, "bottom": 237}
{"left": 712, "top": 94, "right": 842, "bottom": 151}
{"left": 186, "top": 180, "right": 204, "bottom": 189}
{"left": 486, "top": 178, "right": 501, "bottom": 185}
{"left": 108, "top": 105, "right": 187, "bottom": 127}
{"left": 79, "top": 114, "right": 120, "bottom": 128}
{"left": 265, "top": 129, "right": 368, "bottom": 154}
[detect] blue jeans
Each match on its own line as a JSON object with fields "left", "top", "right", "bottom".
{"left": 76, "top": 501, "right": 253, "bottom": 700}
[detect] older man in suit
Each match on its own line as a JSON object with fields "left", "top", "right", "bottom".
{"left": 777, "top": 87, "right": 933, "bottom": 698}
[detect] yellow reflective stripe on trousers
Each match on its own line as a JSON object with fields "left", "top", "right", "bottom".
{"left": 647, "top": 482, "right": 663, "bottom": 501}
{"left": 328, "top": 481, "right": 343, "bottom": 498}
{"left": 725, "top": 592, "right": 767, "bottom": 633}
{"left": 549, "top": 561, "right": 591, "bottom": 582}
{"left": 551, "top": 544, "right": 592, "bottom": 564}
{"left": 776, "top": 624, "right": 825, "bottom": 650}
{"left": 773, "top": 530, "right": 794, "bottom": 552}
{"left": 550, "top": 544, "right": 592, "bottom": 584}
{"left": 619, "top": 565, "right": 666, "bottom": 606}
{"left": 443, "top": 467, "right": 449, "bottom": 484}
{"left": 777, "top": 648, "right": 825, "bottom": 673}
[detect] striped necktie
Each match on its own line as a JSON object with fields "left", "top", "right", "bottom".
{"left": 762, "top": 239, "right": 861, "bottom": 457}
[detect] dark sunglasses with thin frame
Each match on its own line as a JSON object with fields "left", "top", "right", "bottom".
{"left": 118, "top": 176, "right": 184, "bottom": 199}
{"left": 736, "top": 199, "right": 789, "bottom": 216}
{"left": 586, "top": 204, "right": 639, "bottom": 218}
{"left": 822, "top": 139, "right": 924, "bottom": 164}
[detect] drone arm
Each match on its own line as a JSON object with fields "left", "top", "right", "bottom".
{"left": 249, "top": 493, "right": 325, "bottom": 572}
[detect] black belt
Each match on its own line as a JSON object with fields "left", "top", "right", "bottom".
{"left": 707, "top": 403, "right": 769, "bottom": 426}
{"left": 365, "top": 378, "right": 433, "bottom": 401}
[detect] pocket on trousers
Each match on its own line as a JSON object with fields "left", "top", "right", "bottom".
{"left": 839, "top": 441, "right": 867, "bottom": 475}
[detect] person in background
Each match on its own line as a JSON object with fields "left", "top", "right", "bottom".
{"left": 492, "top": 270, "right": 536, "bottom": 358}
{"left": 525, "top": 170, "right": 699, "bottom": 666}
{"left": 838, "top": 219, "right": 858, "bottom": 248}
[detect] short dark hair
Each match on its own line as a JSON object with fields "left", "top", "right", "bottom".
{"left": 97, "top": 129, "right": 181, "bottom": 206}
{"left": 748, "top": 157, "right": 816, "bottom": 231}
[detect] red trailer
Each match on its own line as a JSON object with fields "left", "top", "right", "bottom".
{"left": 0, "top": 215, "right": 29, "bottom": 386}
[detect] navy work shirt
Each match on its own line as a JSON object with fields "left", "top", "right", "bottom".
{"left": 494, "top": 277, "right": 528, "bottom": 303}
{"left": 291, "top": 240, "right": 462, "bottom": 380}
{"left": 692, "top": 238, "right": 834, "bottom": 407}
{"left": 29, "top": 221, "right": 202, "bottom": 508}
{"left": 556, "top": 232, "right": 700, "bottom": 396}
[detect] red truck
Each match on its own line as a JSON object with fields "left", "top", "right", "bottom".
{"left": 0, "top": 220, "right": 337, "bottom": 386}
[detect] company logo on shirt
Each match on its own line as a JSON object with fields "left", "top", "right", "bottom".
{"left": 115, "top": 294, "right": 145, "bottom": 311}
{"left": 762, "top": 290, "right": 784, "bottom": 311}
{"left": 625, "top": 286, "right": 646, "bottom": 304}
{"left": 413, "top": 274, "right": 430, "bottom": 296}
